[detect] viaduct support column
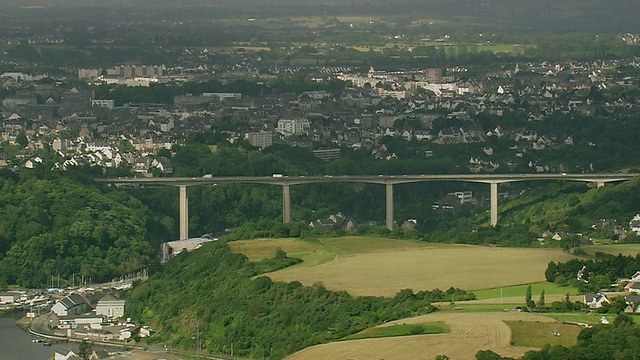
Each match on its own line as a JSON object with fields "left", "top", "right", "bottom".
{"left": 386, "top": 183, "right": 394, "bottom": 231}
{"left": 179, "top": 185, "right": 189, "bottom": 240}
{"left": 597, "top": 181, "right": 605, "bottom": 188}
{"left": 283, "top": 184, "right": 291, "bottom": 224}
{"left": 490, "top": 182, "right": 498, "bottom": 227}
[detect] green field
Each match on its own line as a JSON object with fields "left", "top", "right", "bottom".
{"left": 582, "top": 244, "right": 640, "bottom": 256}
{"left": 341, "top": 322, "right": 448, "bottom": 341}
{"left": 542, "top": 313, "right": 617, "bottom": 325}
{"left": 506, "top": 321, "right": 582, "bottom": 348}
{"left": 473, "top": 282, "right": 579, "bottom": 301}
{"left": 437, "top": 303, "right": 517, "bottom": 312}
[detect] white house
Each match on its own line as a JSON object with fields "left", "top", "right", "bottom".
{"left": 95, "top": 294, "right": 125, "bottom": 319}
{"left": 584, "top": 293, "right": 610, "bottom": 309}
{"left": 630, "top": 215, "right": 640, "bottom": 233}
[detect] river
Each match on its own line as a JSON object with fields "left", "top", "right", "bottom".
{"left": 0, "top": 310, "right": 79, "bottom": 360}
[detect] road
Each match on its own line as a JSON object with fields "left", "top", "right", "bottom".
{"left": 96, "top": 173, "right": 638, "bottom": 186}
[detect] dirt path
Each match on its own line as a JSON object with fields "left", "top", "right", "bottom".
{"left": 286, "top": 312, "right": 555, "bottom": 360}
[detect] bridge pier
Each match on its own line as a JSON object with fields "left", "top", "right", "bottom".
{"left": 283, "top": 184, "right": 291, "bottom": 224}
{"left": 490, "top": 182, "right": 498, "bottom": 227}
{"left": 386, "top": 183, "right": 394, "bottom": 231}
{"left": 597, "top": 181, "right": 605, "bottom": 188}
{"left": 179, "top": 185, "right": 189, "bottom": 240}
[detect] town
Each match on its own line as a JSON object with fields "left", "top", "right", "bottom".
{"left": 2, "top": 57, "right": 638, "bottom": 177}
{"left": 1, "top": 1, "right": 640, "bottom": 359}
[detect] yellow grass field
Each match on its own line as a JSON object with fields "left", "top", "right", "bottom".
{"left": 229, "top": 237, "right": 577, "bottom": 297}
{"left": 286, "top": 311, "right": 559, "bottom": 360}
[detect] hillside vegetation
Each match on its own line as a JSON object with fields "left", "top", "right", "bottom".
{"left": 0, "top": 171, "right": 170, "bottom": 288}
{"left": 124, "top": 241, "right": 473, "bottom": 359}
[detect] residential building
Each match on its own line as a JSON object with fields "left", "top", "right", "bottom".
{"left": 78, "top": 68, "right": 101, "bottom": 79}
{"left": 426, "top": 68, "right": 443, "bottom": 83}
{"left": 247, "top": 131, "right": 273, "bottom": 149}
{"left": 202, "top": 92, "right": 242, "bottom": 101}
{"left": 107, "top": 65, "right": 164, "bottom": 78}
{"left": 91, "top": 99, "right": 115, "bottom": 109}
{"left": 584, "top": 293, "right": 610, "bottom": 309}
{"left": 276, "top": 118, "right": 310, "bottom": 137}
{"left": 312, "top": 149, "right": 341, "bottom": 161}
{"left": 450, "top": 191, "right": 473, "bottom": 204}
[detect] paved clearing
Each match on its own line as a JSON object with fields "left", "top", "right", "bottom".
{"left": 286, "top": 312, "right": 556, "bottom": 360}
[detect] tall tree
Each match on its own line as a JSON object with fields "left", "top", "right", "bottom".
{"left": 525, "top": 285, "right": 535, "bottom": 308}
{"left": 78, "top": 340, "right": 92, "bottom": 359}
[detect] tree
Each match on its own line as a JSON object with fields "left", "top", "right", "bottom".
{"left": 613, "top": 313, "right": 634, "bottom": 327}
{"left": 538, "top": 289, "right": 545, "bottom": 308}
{"left": 78, "top": 340, "right": 92, "bottom": 359}
{"left": 15, "top": 131, "right": 28, "bottom": 148}
{"left": 553, "top": 275, "right": 567, "bottom": 286}
{"left": 476, "top": 350, "right": 509, "bottom": 360}
{"left": 525, "top": 285, "right": 535, "bottom": 309}
{"left": 545, "top": 261, "right": 558, "bottom": 282}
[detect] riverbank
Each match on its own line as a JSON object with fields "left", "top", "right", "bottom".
{"left": 0, "top": 310, "right": 79, "bottom": 360}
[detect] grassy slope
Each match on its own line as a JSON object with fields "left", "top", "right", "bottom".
{"left": 506, "top": 321, "right": 581, "bottom": 348}
{"left": 340, "top": 322, "right": 449, "bottom": 341}
{"left": 473, "top": 282, "right": 579, "bottom": 301}
{"left": 582, "top": 244, "right": 640, "bottom": 256}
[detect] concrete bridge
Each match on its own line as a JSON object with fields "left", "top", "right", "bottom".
{"left": 96, "top": 173, "right": 638, "bottom": 240}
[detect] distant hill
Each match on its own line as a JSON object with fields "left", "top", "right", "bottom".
{"left": 5, "top": 0, "right": 640, "bottom": 33}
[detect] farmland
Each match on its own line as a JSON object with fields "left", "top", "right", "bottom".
{"left": 228, "top": 237, "right": 640, "bottom": 359}
{"left": 340, "top": 322, "right": 449, "bottom": 341}
{"left": 472, "top": 282, "right": 579, "bottom": 302}
{"left": 229, "top": 236, "right": 578, "bottom": 297}
{"left": 582, "top": 243, "right": 640, "bottom": 257}
{"left": 506, "top": 320, "right": 581, "bottom": 348}
{"left": 286, "top": 311, "right": 558, "bottom": 360}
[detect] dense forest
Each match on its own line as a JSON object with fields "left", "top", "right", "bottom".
{"left": 0, "top": 169, "right": 172, "bottom": 288}
{"left": 124, "top": 240, "right": 473, "bottom": 359}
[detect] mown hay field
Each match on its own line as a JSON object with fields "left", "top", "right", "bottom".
{"left": 229, "top": 237, "right": 577, "bottom": 297}
{"left": 286, "top": 311, "right": 558, "bottom": 360}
